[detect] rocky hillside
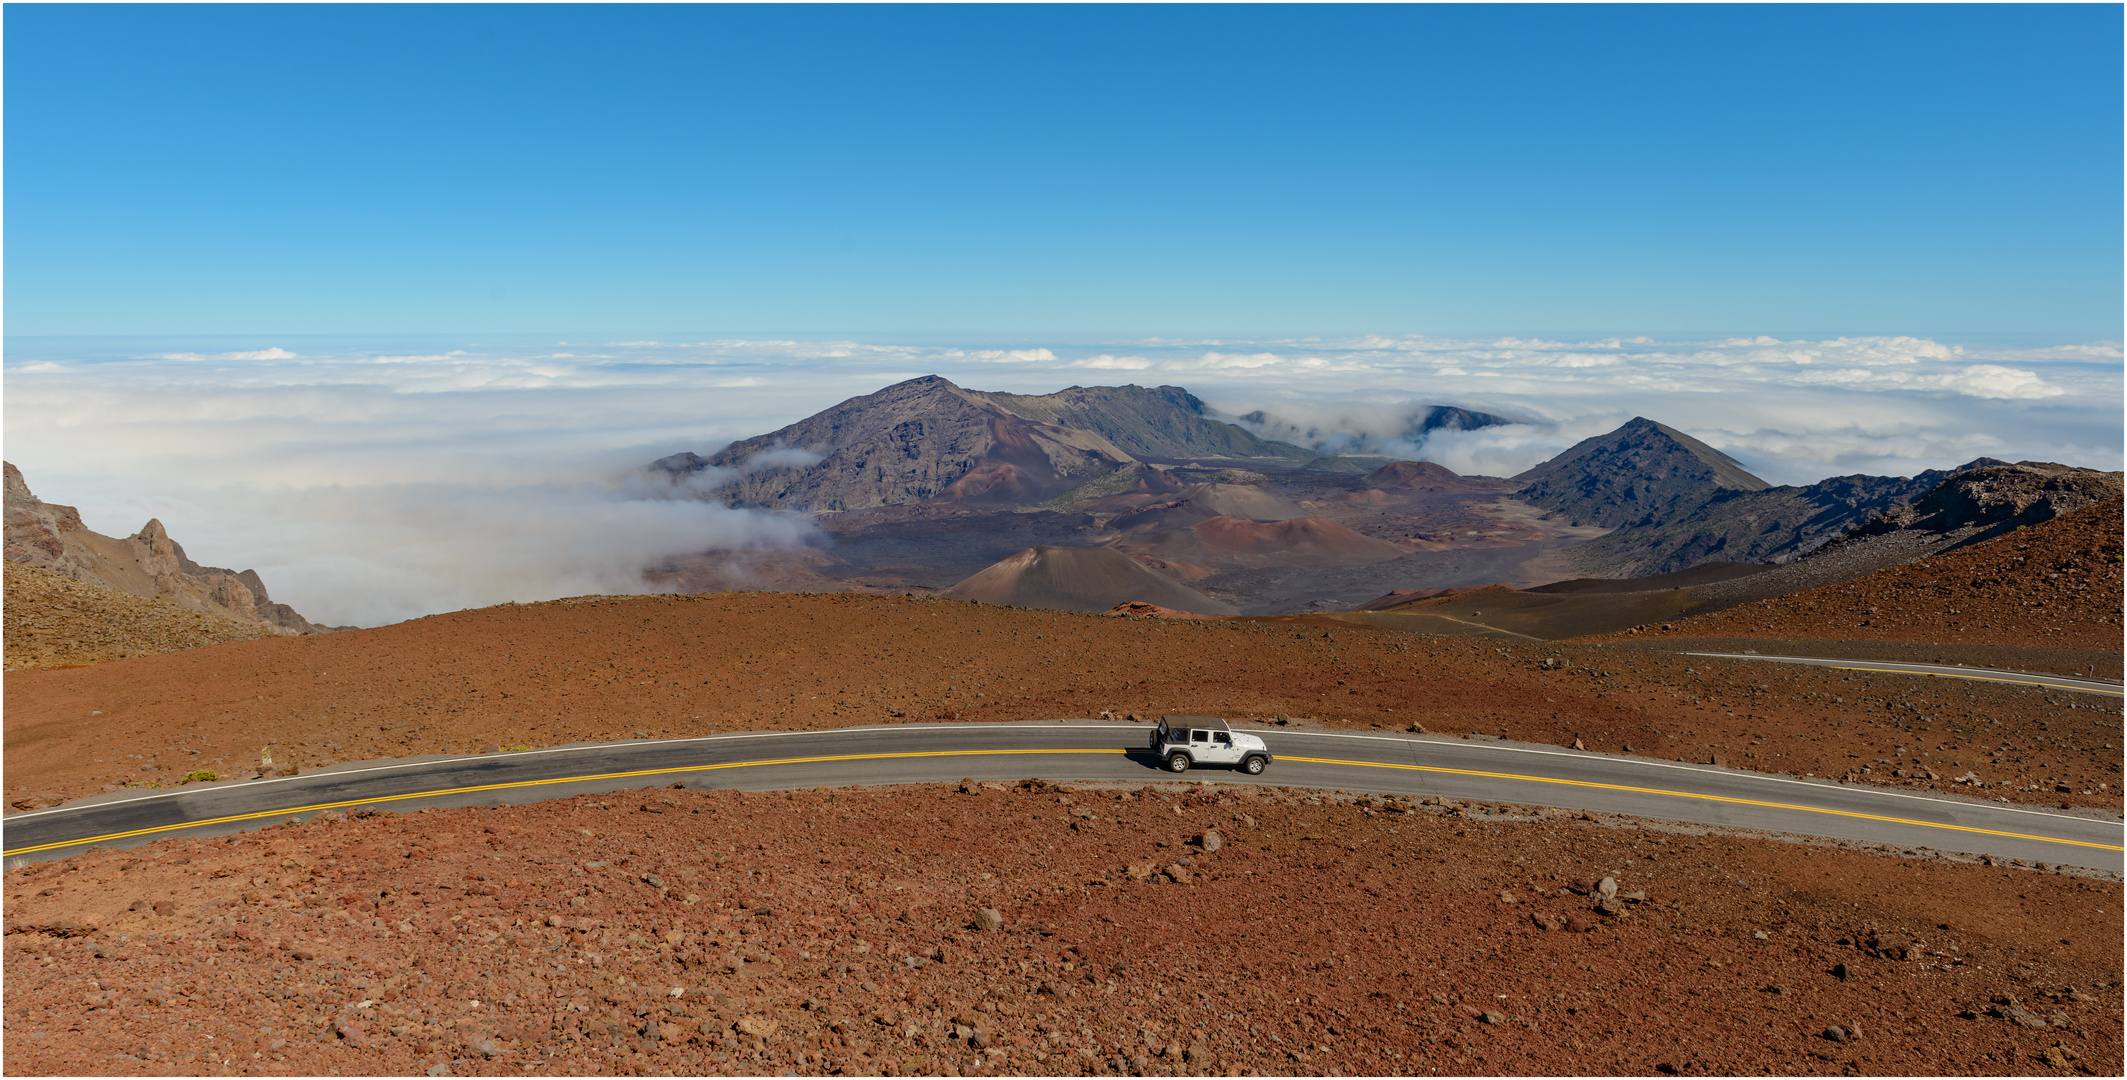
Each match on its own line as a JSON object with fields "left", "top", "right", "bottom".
{"left": 1626, "top": 496, "right": 2123, "bottom": 652}
{"left": 652, "top": 378, "right": 1324, "bottom": 512}
{"left": 652, "top": 376, "right": 1138, "bottom": 511}
{"left": 1514, "top": 417, "right": 1770, "bottom": 529}
{"left": 1572, "top": 457, "right": 2120, "bottom": 578}
{"left": 940, "top": 545, "right": 1239, "bottom": 614}
{"left": 3, "top": 560, "right": 281, "bottom": 669}
{"left": 977, "top": 383, "right": 1314, "bottom": 462}
{"left": 3, "top": 463, "right": 330, "bottom": 635}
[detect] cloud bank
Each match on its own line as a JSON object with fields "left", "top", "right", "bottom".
{"left": 4, "top": 331, "right": 2116, "bottom": 626}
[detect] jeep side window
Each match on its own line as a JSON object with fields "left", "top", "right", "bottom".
{"left": 1191, "top": 730, "right": 1208, "bottom": 742}
{"left": 1214, "top": 732, "right": 1231, "bottom": 745}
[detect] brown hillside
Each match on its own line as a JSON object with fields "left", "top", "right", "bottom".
{"left": 3, "top": 560, "right": 279, "bottom": 669}
{"left": 940, "top": 546, "right": 1238, "bottom": 615}
{"left": 3, "top": 782, "right": 2115, "bottom": 1077}
{"left": 1602, "top": 501, "right": 2124, "bottom": 651}
{"left": 5, "top": 592, "right": 2115, "bottom": 814}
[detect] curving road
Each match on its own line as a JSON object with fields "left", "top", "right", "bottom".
{"left": 6, "top": 721, "right": 2119, "bottom": 871}
{"left": 1682, "top": 652, "right": 2124, "bottom": 697}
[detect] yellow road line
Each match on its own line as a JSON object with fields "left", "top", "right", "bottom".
{"left": 1, "top": 749, "right": 1125, "bottom": 857}
{"left": 1820, "top": 664, "right": 2122, "bottom": 696}
{"left": 6, "top": 746, "right": 2117, "bottom": 857}
{"left": 1278, "top": 755, "right": 2124, "bottom": 853}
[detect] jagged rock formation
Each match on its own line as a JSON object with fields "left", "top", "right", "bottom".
{"left": 3, "top": 462, "right": 330, "bottom": 635}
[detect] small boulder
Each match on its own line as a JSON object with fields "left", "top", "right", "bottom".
{"left": 1199, "top": 830, "right": 1224, "bottom": 853}
{"left": 1531, "top": 913, "right": 1563, "bottom": 932}
{"left": 1822, "top": 1026, "right": 1847, "bottom": 1043}
{"left": 1596, "top": 877, "right": 1619, "bottom": 902}
{"left": 974, "top": 908, "right": 1005, "bottom": 932}
{"left": 1480, "top": 1010, "right": 1505, "bottom": 1025}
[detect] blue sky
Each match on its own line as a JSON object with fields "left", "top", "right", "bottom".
{"left": 8, "top": 4, "right": 2121, "bottom": 339}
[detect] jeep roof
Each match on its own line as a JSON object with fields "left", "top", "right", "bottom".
{"left": 1158, "top": 715, "right": 1229, "bottom": 732}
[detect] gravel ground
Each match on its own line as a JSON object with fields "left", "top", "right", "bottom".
{"left": 8, "top": 590, "right": 2118, "bottom": 814}
{"left": 4, "top": 781, "right": 2117, "bottom": 1077}
{"left": 3, "top": 562, "right": 282, "bottom": 670}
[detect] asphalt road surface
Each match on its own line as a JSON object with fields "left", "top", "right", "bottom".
{"left": 7, "top": 722, "right": 2119, "bottom": 871}
{"left": 1684, "top": 652, "right": 2125, "bottom": 697}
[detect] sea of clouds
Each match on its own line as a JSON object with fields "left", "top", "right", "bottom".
{"left": 4, "top": 332, "right": 2117, "bottom": 627}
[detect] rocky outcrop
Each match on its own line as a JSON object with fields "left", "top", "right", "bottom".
{"left": 2, "top": 461, "right": 331, "bottom": 634}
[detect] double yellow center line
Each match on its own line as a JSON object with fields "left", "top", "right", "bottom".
{"left": 5, "top": 747, "right": 2117, "bottom": 858}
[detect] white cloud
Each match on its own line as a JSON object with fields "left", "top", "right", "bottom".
{"left": 4, "top": 330, "right": 2115, "bottom": 625}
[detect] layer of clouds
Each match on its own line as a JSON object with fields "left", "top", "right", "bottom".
{"left": 4, "top": 331, "right": 2116, "bottom": 626}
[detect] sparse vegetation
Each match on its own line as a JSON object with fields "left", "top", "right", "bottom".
{"left": 179, "top": 769, "right": 218, "bottom": 784}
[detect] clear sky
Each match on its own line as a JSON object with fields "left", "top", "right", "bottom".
{"left": 7, "top": 4, "right": 2121, "bottom": 340}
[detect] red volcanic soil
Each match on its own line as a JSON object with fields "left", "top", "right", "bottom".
{"left": 5, "top": 782, "right": 2117, "bottom": 1077}
{"left": 1605, "top": 501, "right": 2124, "bottom": 652}
{"left": 6, "top": 592, "right": 2118, "bottom": 815}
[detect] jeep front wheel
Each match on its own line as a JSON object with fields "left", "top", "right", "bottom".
{"left": 1166, "top": 752, "right": 1191, "bottom": 773}
{"left": 1242, "top": 755, "right": 1267, "bottom": 775}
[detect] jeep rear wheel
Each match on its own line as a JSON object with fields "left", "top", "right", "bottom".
{"left": 1166, "top": 752, "right": 1191, "bottom": 773}
{"left": 1242, "top": 755, "right": 1267, "bottom": 775}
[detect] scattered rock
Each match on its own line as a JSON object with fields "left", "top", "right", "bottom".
{"left": 1823, "top": 1026, "right": 1848, "bottom": 1043}
{"left": 974, "top": 907, "right": 1005, "bottom": 932}
{"left": 1564, "top": 916, "right": 1596, "bottom": 933}
{"left": 1596, "top": 876, "right": 1619, "bottom": 901}
{"left": 1531, "top": 913, "right": 1563, "bottom": 931}
{"left": 1199, "top": 830, "right": 1223, "bottom": 853}
{"left": 1831, "top": 963, "right": 1852, "bottom": 981}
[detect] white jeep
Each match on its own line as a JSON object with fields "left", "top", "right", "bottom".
{"left": 1150, "top": 715, "right": 1271, "bottom": 775}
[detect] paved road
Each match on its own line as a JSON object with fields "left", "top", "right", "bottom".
{"left": 6, "top": 722, "right": 2119, "bottom": 871}
{"left": 1684, "top": 652, "right": 2125, "bottom": 697}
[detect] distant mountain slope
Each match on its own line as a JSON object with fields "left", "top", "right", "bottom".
{"left": 1235, "top": 403, "right": 1516, "bottom": 456}
{"left": 1514, "top": 417, "right": 1769, "bottom": 529}
{"left": 1619, "top": 496, "right": 2124, "bottom": 651}
{"left": 940, "top": 545, "right": 1239, "bottom": 614}
{"left": 3, "top": 462, "right": 330, "bottom": 635}
{"left": 651, "top": 376, "right": 1136, "bottom": 512}
{"left": 976, "top": 384, "right": 1315, "bottom": 462}
{"left": 1556, "top": 456, "right": 2114, "bottom": 579}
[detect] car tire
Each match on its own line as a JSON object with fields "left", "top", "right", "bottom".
{"left": 1166, "top": 752, "right": 1190, "bottom": 773}
{"left": 1242, "top": 755, "right": 1267, "bottom": 775}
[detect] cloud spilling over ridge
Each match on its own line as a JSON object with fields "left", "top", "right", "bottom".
{"left": 3, "top": 330, "right": 2115, "bottom": 625}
